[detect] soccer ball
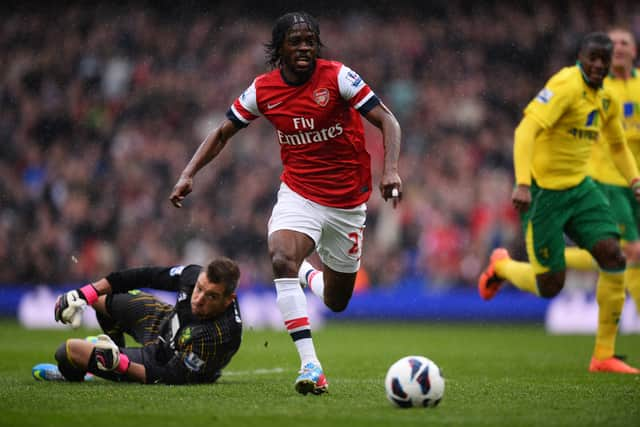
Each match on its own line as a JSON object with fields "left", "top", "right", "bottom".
{"left": 384, "top": 355, "right": 445, "bottom": 408}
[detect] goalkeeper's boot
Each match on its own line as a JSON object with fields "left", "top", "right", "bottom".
{"left": 589, "top": 357, "right": 640, "bottom": 374}
{"left": 295, "top": 362, "right": 328, "bottom": 395}
{"left": 32, "top": 363, "right": 94, "bottom": 381}
{"left": 478, "top": 248, "right": 510, "bottom": 301}
{"left": 32, "top": 363, "right": 65, "bottom": 381}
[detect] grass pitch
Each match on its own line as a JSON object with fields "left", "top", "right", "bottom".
{"left": 1, "top": 319, "right": 639, "bottom": 427}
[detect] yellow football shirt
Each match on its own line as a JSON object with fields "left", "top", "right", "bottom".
{"left": 590, "top": 69, "right": 640, "bottom": 186}
{"left": 524, "top": 66, "right": 625, "bottom": 190}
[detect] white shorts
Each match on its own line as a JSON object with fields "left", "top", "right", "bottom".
{"left": 268, "top": 183, "right": 367, "bottom": 273}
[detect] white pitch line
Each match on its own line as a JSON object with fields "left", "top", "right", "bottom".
{"left": 224, "top": 367, "right": 286, "bottom": 376}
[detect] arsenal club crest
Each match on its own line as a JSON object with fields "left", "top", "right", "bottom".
{"left": 314, "top": 88, "right": 330, "bottom": 107}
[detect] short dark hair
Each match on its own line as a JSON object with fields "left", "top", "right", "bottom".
{"left": 206, "top": 257, "right": 240, "bottom": 296}
{"left": 579, "top": 32, "right": 613, "bottom": 54}
{"left": 265, "top": 11, "right": 323, "bottom": 68}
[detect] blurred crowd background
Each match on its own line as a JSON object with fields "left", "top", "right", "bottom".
{"left": 2, "top": 0, "right": 640, "bottom": 289}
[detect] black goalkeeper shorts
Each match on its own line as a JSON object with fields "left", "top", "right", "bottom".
{"left": 105, "top": 290, "right": 173, "bottom": 347}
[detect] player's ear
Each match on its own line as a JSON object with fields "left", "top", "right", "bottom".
{"left": 225, "top": 292, "right": 237, "bottom": 307}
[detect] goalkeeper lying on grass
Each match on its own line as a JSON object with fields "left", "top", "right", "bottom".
{"left": 33, "top": 257, "right": 242, "bottom": 384}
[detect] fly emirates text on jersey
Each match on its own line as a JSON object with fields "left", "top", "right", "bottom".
{"left": 277, "top": 117, "right": 344, "bottom": 146}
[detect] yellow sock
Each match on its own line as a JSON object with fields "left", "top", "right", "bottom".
{"left": 593, "top": 270, "right": 625, "bottom": 360}
{"left": 494, "top": 258, "right": 539, "bottom": 296}
{"left": 624, "top": 265, "right": 640, "bottom": 315}
{"left": 564, "top": 247, "right": 596, "bottom": 271}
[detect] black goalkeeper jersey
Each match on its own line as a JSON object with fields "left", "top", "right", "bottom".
{"left": 106, "top": 264, "right": 242, "bottom": 384}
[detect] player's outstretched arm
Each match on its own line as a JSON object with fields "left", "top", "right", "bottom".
{"left": 54, "top": 277, "right": 114, "bottom": 328}
{"left": 54, "top": 279, "right": 111, "bottom": 328}
{"left": 54, "top": 290, "right": 88, "bottom": 328}
{"left": 363, "top": 103, "right": 402, "bottom": 207}
{"left": 170, "top": 119, "right": 241, "bottom": 208}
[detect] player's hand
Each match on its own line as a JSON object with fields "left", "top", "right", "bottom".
{"left": 54, "top": 290, "right": 87, "bottom": 328}
{"left": 94, "top": 334, "right": 121, "bottom": 371}
{"left": 380, "top": 172, "right": 402, "bottom": 208}
{"left": 170, "top": 176, "right": 193, "bottom": 208}
{"left": 511, "top": 184, "right": 531, "bottom": 214}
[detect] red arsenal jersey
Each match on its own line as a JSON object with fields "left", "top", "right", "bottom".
{"left": 228, "top": 59, "right": 379, "bottom": 208}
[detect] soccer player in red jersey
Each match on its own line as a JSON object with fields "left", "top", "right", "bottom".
{"left": 170, "top": 12, "right": 402, "bottom": 395}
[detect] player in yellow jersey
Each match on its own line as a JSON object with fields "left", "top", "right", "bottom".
{"left": 478, "top": 32, "right": 640, "bottom": 374}
{"left": 565, "top": 28, "right": 640, "bottom": 317}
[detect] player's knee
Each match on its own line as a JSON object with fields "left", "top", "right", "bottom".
{"left": 55, "top": 339, "right": 83, "bottom": 366}
{"left": 537, "top": 283, "right": 562, "bottom": 298}
{"left": 270, "top": 251, "right": 298, "bottom": 277}
{"left": 597, "top": 251, "right": 626, "bottom": 271}
{"left": 322, "top": 273, "right": 356, "bottom": 312}
{"left": 592, "top": 239, "right": 626, "bottom": 270}
{"left": 324, "top": 289, "right": 352, "bottom": 312}
{"left": 54, "top": 341, "right": 68, "bottom": 365}
{"left": 325, "top": 298, "right": 348, "bottom": 313}
{"left": 55, "top": 340, "right": 86, "bottom": 381}
{"left": 536, "top": 274, "right": 564, "bottom": 298}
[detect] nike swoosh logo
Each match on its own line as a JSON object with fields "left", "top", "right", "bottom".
{"left": 267, "top": 101, "right": 283, "bottom": 109}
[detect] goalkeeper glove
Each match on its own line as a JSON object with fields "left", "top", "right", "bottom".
{"left": 54, "top": 290, "right": 87, "bottom": 328}
{"left": 54, "top": 284, "right": 100, "bottom": 328}
{"left": 94, "top": 334, "right": 130, "bottom": 373}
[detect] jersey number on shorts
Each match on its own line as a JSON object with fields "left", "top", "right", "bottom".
{"left": 348, "top": 232, "right": 360, "bottom": 255}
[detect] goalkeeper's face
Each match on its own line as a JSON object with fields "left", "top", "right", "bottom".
{"left": 191, "top": 272, "right": 235, "bottom": 319}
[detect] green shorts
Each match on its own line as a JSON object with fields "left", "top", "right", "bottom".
{"left": 520, "top": 177, "right": 620, "bottom": 274}
{"left": 595, "top": 181, "right": 639, "bottom": 243}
